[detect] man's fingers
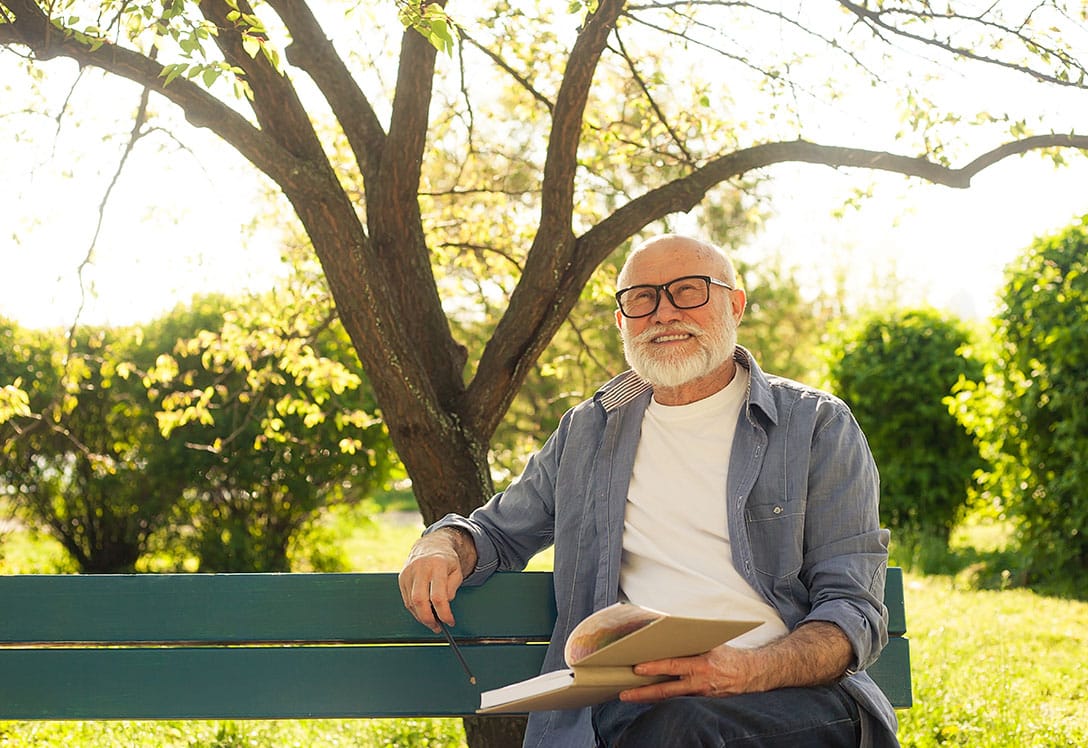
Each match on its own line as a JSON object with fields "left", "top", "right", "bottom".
{"left": 399, "top": 560, "right": 461, "bottom": 631}
{"left": 410, "top": 577, "right": 446, "bottom": 631}
{"left": 427, "top": 577, "right": 459, "bottom": 627}
{"left": 398, "top": 531, "right": 468, "bottom": 632}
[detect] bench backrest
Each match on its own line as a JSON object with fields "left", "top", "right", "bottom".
{"left": 0, "top": 569, "right": 910, "bottom": 719}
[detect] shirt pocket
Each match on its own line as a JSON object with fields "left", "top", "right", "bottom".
{"left": 744, "top": 501, "right": 804, "bottom": 579}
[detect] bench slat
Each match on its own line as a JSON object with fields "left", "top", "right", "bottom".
{"left": 0, "top": 644, "right": 547, "bottom": 719}
{"left": 865, "top": 636, "right": 912, "bottom": 709}
{"left": 0, "top": 638, "right": 912, "bottom": 719}
{"left": 885, "top": 566, "right": 907, "bottom": 636}
{"left": 0, "top": 572, "right": 556, "bottom": 645}
{"left": 0, "top": 570, "right": 904, "bottom": 642}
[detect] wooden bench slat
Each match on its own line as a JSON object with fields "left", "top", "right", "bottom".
{"left": 865, "top": 636, "right": 912, "bottom": 709}
{"left": 885, "top": 566, "right": 907, "bottom": 636}
{"left": 0, "top": 572, "right": 556, "bottom": 645}
{"left": 0, "top": 644, "right": 548, "bottom": 720}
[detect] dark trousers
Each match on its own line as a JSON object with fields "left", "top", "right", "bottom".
{"left": 592, "top": 684, "right": 861, "bottom": 747}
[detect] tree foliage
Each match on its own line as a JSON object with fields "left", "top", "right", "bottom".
{"left": 1, "top": 277, "right": 395, "bottom": 572}
{"left": 827, "top": 307, "right": 984, "bottom": 547}
{"left": 735, "top": 256, "right": 841, "bottom": 384}
{"left": 148, "top": 270, "right": 397, "bottom": 571}
{"left": 955, "top": 217, "right": 1088, "bottom": 583}
{"left": 0, "top": 317, "right": 187, "bottom": 572}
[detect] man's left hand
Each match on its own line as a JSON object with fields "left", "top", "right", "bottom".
{"left": 618, "top": 644, "right": 765, "bottom": 702}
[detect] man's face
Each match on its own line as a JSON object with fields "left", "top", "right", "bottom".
{"left": 616, "top": 241, "right": 743, "bottom": 389}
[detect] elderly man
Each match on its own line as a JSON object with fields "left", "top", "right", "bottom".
{"left": 399, "top": 234, "right": 898, "bottom": 747}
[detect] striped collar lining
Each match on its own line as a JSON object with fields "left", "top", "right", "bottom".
{"left": 597, "top": 348, "right": 751, "bottom": 413}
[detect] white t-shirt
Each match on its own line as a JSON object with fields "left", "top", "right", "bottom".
{"left": 619, "top": 366, "right": 788, "bottom": 648}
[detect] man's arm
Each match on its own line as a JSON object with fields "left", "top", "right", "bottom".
{"left": 619, "top": 621, "right": 852, "bottom": 702}
{"left": 398, "top": 526, "right": 478, "bottom": 632}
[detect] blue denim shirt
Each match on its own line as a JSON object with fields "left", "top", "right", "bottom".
{"left": 430, "top": 348, "right": 898, "bottom": 747}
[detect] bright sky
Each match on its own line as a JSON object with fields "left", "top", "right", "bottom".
{"left": 2, "top": 12, "right": 1087, "bottom": 331}
{"left": 747, "top": 154, "right": 1088, "bottom": 320}
{"left": 1, "top": 85, "right": 286, "bottom": 331}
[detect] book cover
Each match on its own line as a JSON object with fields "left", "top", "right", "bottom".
{"left": 477, "top": 602, "right": 760, "bottom": 713}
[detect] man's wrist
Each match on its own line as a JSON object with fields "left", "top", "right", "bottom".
{"left": 437, "top": 526, "right": 478, "bottom": 579}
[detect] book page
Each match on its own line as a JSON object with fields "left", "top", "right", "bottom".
{"left": 565, "top": 602, "right": 763, "bottom": 668}
{"left": 563, "top": 602, "right": 664, "bottom": 665}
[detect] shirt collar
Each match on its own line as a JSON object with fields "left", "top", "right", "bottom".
{"left": 596, "top": 346, "right": 778, "bottom": 425}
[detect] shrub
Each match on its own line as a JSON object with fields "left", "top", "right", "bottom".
{"left": 827, "top": 307, "right": 984, "bottom": 553}
{"left": 977, "top": 216, "right": 1088, "bottom": 583}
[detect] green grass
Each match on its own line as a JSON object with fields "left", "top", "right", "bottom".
{"left": 1, "top": 508, "right": 1084, "bottom": 746}
{"left": 0, "top": 717, "right": 466, "bottom": 747}
{"left": 897, "top": 574, "right": 1087, "bottom": 747}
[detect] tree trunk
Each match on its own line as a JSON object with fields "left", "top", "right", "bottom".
{"left": 463, "top": 714, "right": 529, "bottom": 748}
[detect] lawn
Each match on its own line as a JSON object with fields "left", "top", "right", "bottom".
{"left": 1, "top": 506, "right": 1085, "bottom": 747}
{"left": 896, "top": 574, "right": 1086, "bottom": 747}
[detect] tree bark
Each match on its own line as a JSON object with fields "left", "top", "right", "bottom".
{"left": 463, "top": 715, "right": 529, "bottom": 748}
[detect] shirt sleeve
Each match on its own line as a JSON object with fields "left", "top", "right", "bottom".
{"left": 799, "top": 403, "right": 890, "bottom": 673}
{"left": 425, "top": 413, "right": 569, "bottom": 586}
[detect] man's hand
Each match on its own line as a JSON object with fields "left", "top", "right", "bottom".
{"left": 619, "top": 621, "right": 853, "bottom": 703}
{"left": 398, "top": 527, "right": 478, "bottom": 633}
{"left": 618, "top": 644, "right": 762, "bottom": 702}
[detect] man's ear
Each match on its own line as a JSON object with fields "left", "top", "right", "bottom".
{"left": 615, "top": 308, "right": 624, "bottom": 330}
{"left": 731, "top": 288, "right": 747, "bottom": 324}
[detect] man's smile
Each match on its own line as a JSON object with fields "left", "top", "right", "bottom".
{"left": 652, "top": 332, "right": 695, "bottom": 344}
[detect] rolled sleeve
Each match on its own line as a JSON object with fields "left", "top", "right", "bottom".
{"left": 800, "top": 406, "right": 890, "bottom": 672}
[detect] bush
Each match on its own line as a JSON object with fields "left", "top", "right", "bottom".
{"left": 826, "top": 307, "right": 984, "bottom": 555}
{"left": 0, "top": 319, "right": 186, "bottom": 572}
{"left": 976, "top": 216, "right": 1088, "bottom": 583}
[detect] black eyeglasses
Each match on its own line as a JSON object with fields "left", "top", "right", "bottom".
{"left": 615, "top": 275, "right": 734, "bottom": 319}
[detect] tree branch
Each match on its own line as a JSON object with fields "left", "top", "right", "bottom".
{"left": 0, "top": 0, "right": 308, "bottom": 190}
{"left": 267, "top": 0, "right": 387, "bottom": 182}
{"left": 380, "top": 17, "right": 440, "bottom": 213}
{"left": 197, "top": 0, "right": 328, "bottom": 168}
{"left": 537, "top": 0, "right": 624, "bottom": 240}
{"left": 460, "top": 28, "right": 555, "bottom": 115}
{"left": 69, "top": 78, "right": 153, "bottom": 335}
{"left": 836, "top": 0, "right": 1088, "bottom": 88}
{"left": 462, "top": 0, "right": 629, "bottom": 434}
{"left": 358, "top": 16, "right": 471, "bottom": 416}
{"left": 581, "top": 134, "right": 1088, "bottom": 263}
{"left": 610, "top": 29, "right": 695, "bottom": 165}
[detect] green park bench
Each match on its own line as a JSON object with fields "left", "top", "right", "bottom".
{"left": 0, "top": 569, "right": 911, "bottom": 720}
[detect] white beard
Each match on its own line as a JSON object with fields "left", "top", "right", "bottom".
{"left": 622, "top": 314, "right": 737, "bottom": 389}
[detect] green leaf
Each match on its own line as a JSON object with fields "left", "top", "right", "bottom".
{"left": 428, "top": 19, "right": 455, "bottom": 54}
{"left": 161, "top": 63, "right": 186, "bottom": 86}
{"left": 242, "top": 35, "right": 261, "bottom": 58}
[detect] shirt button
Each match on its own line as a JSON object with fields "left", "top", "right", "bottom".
{"left": 773, "top": 505, "right": 783, "bottom": 514}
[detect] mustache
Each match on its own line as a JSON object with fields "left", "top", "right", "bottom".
{"left": 632, "top": 322, "right": 706, "bottom": 344}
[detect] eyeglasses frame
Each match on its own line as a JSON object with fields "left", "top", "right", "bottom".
{"left": 615, "top": 274, "right": 735, "bottom": 319}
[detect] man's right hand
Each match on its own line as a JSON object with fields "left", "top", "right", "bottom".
{"left": 398, "top": 527, "right": 477, "bottom": 633}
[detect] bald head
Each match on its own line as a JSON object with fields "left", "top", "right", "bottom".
{"left": 617, "top": 234, "right": 737, "bottom": 290}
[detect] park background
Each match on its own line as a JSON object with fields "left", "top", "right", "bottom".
{"left": 2, "top": 1, "right": 1088, "bottom": 746}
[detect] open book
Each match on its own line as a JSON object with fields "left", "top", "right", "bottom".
{"left": 477, "top": 601, "right": 760, "bottom": 713}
